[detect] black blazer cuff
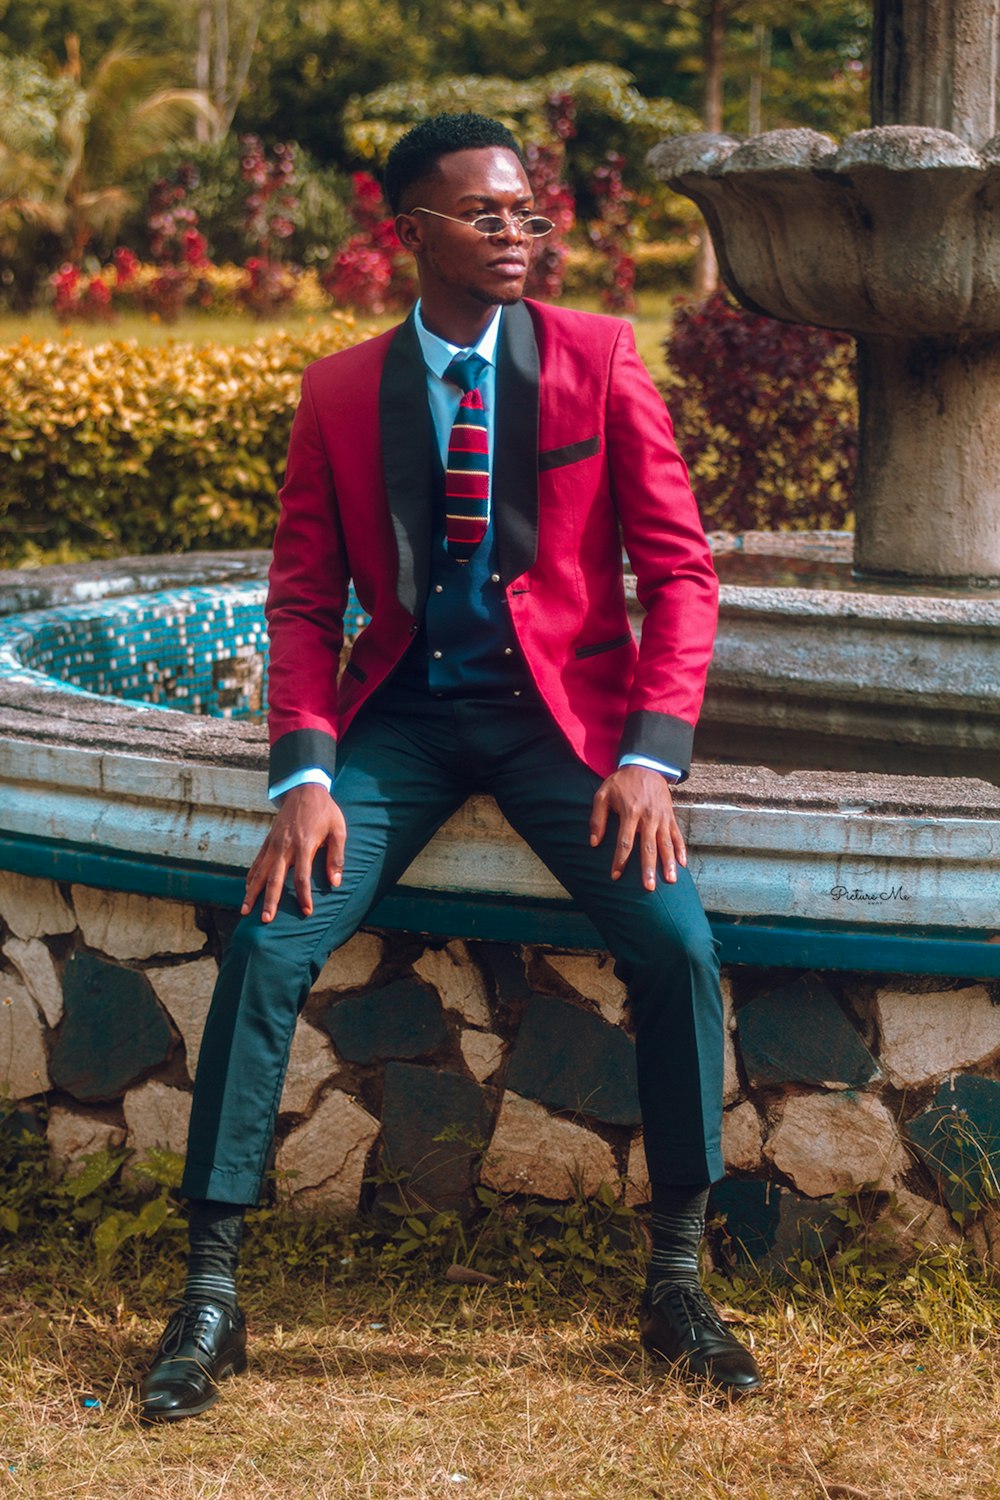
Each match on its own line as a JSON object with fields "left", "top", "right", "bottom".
{"left": 269, "top": 728, "right": 338, "bottom": 787}
{"left": 618, "top": 711, "right": 694, "bottom": 783}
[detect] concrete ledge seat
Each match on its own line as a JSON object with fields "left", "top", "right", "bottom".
{"left": 0, "top": 551, "right": 997, "bottom": 976}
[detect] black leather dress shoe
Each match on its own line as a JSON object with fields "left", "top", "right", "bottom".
{"left": 639, "top": 1283, "right": 763, "bottom": 1396}
{"left": 139, "top": 1301, "right": 247, "bottom": 1422}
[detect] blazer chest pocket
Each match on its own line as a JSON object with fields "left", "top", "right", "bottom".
{"left": 538, "top": 434, "right": 601, "bottom": 471}
{"left": 575, "top": 632, "right": 631, "bottom": 660}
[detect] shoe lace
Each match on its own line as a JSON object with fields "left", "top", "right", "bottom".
{"left": 158, "top": 1302, "right": 227, "bottom": 1360}
{"left": 652, "top": 1281, "right": 727, "bottom": 1337}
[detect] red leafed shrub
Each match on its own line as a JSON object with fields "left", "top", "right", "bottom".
{"left": 663, "top": 291, "right": 857, "bottom": 532}
{"left": 588, "top": 151, "right": 636, "bottom": 313}
{"left": 238, "top": 136, "right": 300, "bottom": 316}
{"left": 321, "top": 172, "right": 414, "bottom": 313}
{"left": 51, "top": 263, "right": 116, "bottom": 323}
{"left": 524, "top": 93, "right": 576, "bottom": 302}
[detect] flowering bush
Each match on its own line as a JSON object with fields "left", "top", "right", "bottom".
{"left": 663, "top": 291, "right": 857, "bottom": 531}
{"left": 321, "top": 172, "right": 414, "bottom": 313}
{"left": 51, "top": 264, "right": 115, "bottom": 323}
{"left": 238, "top": 136, "right": 300, "bottom": 316}
{"left": 141, "top": 167, "right": 213, "bottom": 321}
{"left": 523, "top": 93, "right": 577, "bottom": 302}
{"left": 588, "top": 152, "right": 636, "bottom": 313}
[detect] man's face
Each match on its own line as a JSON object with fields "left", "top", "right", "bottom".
{"left": 398, "top": 146, "right": 536, "bottom": 310}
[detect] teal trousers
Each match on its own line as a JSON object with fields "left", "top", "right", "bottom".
{"left": 181, "top": 686, "right": 725, "bottom": 1204}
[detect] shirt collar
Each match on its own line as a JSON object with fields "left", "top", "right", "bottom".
{"left": 414, "top": 299, "right": 502, "bottom": 380}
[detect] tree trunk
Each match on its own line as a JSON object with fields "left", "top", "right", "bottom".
{"left": 693, "top": 0, "right": 725, "bottom": 297}
{"left": 196, "top": 0, "right": 212, "bottom": 144}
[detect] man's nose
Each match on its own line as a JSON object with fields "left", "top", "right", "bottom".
{"left": 495, "top": 216, "right": 526, "bottom": 241}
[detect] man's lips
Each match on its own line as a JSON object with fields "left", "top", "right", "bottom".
{"left": 488, "top": 256, "right": 527, "bottom": 274}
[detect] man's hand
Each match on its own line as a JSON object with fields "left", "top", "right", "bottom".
{"left": 242, "top": 783, "right": 347, "bottom": 923}
{"left": 589, "top": 765, "right": 686, "bottom": 891}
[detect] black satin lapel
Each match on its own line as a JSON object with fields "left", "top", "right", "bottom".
{"left": 379, "top": 314, "right": 433, "bottom": 616}
{"left": 494, "top": 299, "right": 540, "bottom": 583}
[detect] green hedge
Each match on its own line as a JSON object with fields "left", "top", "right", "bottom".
{"left": 0, "top": 319, "right": 368, "bottom": 565}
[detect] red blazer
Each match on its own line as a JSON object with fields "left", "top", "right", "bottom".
{"left": 266, "top": 297, "right": 718, "bottom": 786}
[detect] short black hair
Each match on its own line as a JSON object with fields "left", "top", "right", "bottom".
{"left": 383, "top": 112, "right": 526, "bottom": 215}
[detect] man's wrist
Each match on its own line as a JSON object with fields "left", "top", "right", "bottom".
{"left": 617, "top": 753, "right": 681, "bottom": 784}
{"left": 268, "top": 767, "right": 333, "bottom": 805}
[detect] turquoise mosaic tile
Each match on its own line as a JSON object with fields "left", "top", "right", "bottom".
{"left": 0, "top": 581, "right": 370, "bottom": 719}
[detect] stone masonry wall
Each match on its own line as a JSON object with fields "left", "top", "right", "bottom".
{"left": 2, "top": 870, "right": 999, "bottom": 1268}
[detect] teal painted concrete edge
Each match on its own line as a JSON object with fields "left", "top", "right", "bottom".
{"left": 1, "top": 831, "right": 998, "bottom": 978}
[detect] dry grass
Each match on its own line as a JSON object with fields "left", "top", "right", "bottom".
{"left": 3, "top": 1245, "right": 1000, "bottom": 1500}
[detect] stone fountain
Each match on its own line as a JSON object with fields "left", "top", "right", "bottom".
{"left": 649, "top": 0, "right": 1000, "bottom": 781}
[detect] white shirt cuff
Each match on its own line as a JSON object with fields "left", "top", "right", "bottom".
{"left": 268, "top": 767, "right": 333, "bottom": 805}
{"left": 618, "top": 753, "right": 682, "bottom": 783}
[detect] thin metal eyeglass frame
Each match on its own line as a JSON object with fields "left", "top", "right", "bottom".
{"left": 409, "top": 206, "right": 554, "bottom": 237}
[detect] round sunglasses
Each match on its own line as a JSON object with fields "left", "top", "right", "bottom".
{"left": 410, "top": 206, "right": 555, "bottom": 238}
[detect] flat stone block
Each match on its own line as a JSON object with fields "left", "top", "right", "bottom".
{"left": 479, "top": 943, "right": 532, "bottom": 1004}
{"left": 739, "top": 974, "right": 879, "bottom": 1090}
{"left": 723, "top": 1101, "right": 764, "bottom": 1172}
{"left": 459, "top": 1028, "right": 505, "bottom": 1083}
{"left": 414, "top": 941, "right": 491, "bottom": 1028}
{"left": 47, "top": 1105, "right": 126, "bottom": 1175}
{"left": 123, "top": 1078, "right": 192, "bottom": 1164}
{"left": 146, "top": 957, "right": 219, "bottom": 1082}
{"left": 905, "top": 1074, "right": 1000, "bottom": 1219}
{"left": 52, "top": 952, "right": 173, "bottom": 1102}
{"left": 321, "top": 978, "right": 448, "bottom": 1065}
{"left": 276, "top": 1089, "right": 380, "bottom": 1212}
{"left": 875, "top": 1187, "right": 961, "bottom": 1254}
{"left": 765, "top": 1092, "right": 907, "bottom": 1198}
{"left": 314, "top": 932, "right": 383, "bottom": 993}
{"left": 72, "top": 886, "right": 204, "bottom": 961}
{"left": 722, "top": 976, "right": 739, "bottom": 1106}
{"left": 624, "top": 1133, "right": 651, "bottom": 1207}
{"left": 381, "top": 1061, "right": 490, "bottom": 1210}
{"left": 0, "top": 872, "right": 75, "bottom": 941}
{"left": 3, "top": 937, "right": 63, "bottom": 1026}
{"left": 877, "top": 984, "right": 1000, "bottom": 1087}
{"left": 504, "top": 994, "right": 640, "bottom": 1126}
{"left": 0, "top": 977, "right": 51, "bottom": 1098}
{"left": 544, "top": 953, "right": 627, "bottom": 1025}
{"left": 280, "top": 1020, "right": 338, "bottom": 1116}
{"left": 710, "top": 1179, "right": 841, "bottom": 1271}
{"left": 482, "top": 1091, "right": 617, "bottom": 1201}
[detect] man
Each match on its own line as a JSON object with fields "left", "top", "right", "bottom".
{"left": 139, "top": 112, "right": 762, "bottom": 1421}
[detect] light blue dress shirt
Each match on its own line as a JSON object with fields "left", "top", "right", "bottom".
{"left": 269, "top": 300, "right": 679, "bottom": 800}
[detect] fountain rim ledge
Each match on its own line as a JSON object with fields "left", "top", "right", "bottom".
{"left": 0, "top": 551, "right": 997, "bottom": 973}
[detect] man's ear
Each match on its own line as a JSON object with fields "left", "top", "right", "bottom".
{"left": 394, "top": 212, "right": 422, "bottom": 252}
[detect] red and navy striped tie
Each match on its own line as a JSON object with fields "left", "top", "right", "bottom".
{"left": 444, "top": 354, "right": 489, "bottom": 563}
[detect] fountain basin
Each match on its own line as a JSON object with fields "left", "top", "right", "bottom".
{"left": 0, "top": 553, "right": 996, "bottom": 972}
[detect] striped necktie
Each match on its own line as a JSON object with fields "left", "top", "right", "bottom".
{"left": 444, "top": 353, "right": 489, "bottom": 563}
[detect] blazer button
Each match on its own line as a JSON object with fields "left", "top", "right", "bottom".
{"left": 434, "top": 584, "right": 444, "bottom": 593}
{"left": 504, "top": 647, "right": 513, "bottom": 656}
{"left": 490, "top": 573, "right": 501, "bottom": 583}
{"left": 432, "top": 650, "right": 443, "bottom": 659}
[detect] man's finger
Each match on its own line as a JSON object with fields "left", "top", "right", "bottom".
{"left": 657, "top": 826, "right": 677, "bottom": 885}
{"left": 242, "top": 852, "right": 268, "bottom": 915}
{"left": 589, "top": 787, "right": 609, "bottom": 847}
{"left": 641, "top": 832, "right": 660, "bottom": 892}
{"left": 291, "top": 843, "right": 318, "bottom": 916}
{"left": 612, "top": 812, "right": 639, "bottom": 879}
{"left": 260, "top": 858, "right": 290, "bottom": 924}
{"left": 325, "top": 818, "right": 347, "bottom": 888}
